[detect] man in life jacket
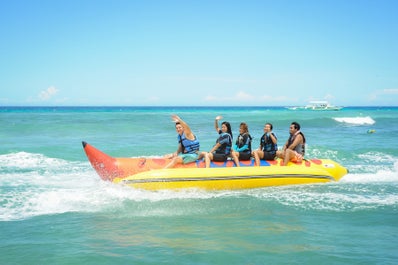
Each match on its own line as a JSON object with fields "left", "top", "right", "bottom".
{"left": 164, "top": 115, "right": 201, "bottom": 168}
{"left": 276, "top": 121, "right": 306, "bottom": 166}
{"left": 252, "top": 123, "right": 278, "bottom": 166}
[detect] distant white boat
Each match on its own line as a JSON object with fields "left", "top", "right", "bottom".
{"left": 287, "top": 101, "right": 343, "bottom": 111}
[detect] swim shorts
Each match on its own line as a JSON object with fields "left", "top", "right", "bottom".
{"left": 239, "top": 152, "right": 252, "bottom": 161}
{"left": 213, "top": 153, "right": 228, "bottom": 162}
{"left": 261, "top": 152, "right": 276, "bottom": 161}
{"left": 291, "top": 151, "right": 303, "bottom": 163}
{"left": 180, "top": 153, "right": 199, "bottom": 164}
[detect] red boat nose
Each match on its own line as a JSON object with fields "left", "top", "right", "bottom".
{"left": 82, "top": 141, "right": 124, "bottom": 181}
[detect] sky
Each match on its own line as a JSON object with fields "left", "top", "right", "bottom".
{"left": 1, "top": 0, "right": 397, "bottom": 106}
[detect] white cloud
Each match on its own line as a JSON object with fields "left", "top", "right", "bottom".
{"left": 39, "top": 86, "right": 59, "bottom": 101}
{"left": 368, "top": 88, "right": 398, "bottom": 101}
{"left": 383, "top": 88, "right": 398, "bottom": 94}
{"left": 0, "top": 97, "right": 10, "bottom": 103}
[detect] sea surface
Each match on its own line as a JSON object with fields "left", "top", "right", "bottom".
{"left": 1, "top": 106, "right": 397, "bottom": 264}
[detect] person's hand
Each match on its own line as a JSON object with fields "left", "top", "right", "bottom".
{"left": 215, "top": 115, "right": 223, "bottom": 120}
{"left": 171, "top": 115, "right": 180, "bottom": 122}
{"left": 164, "top": 153, "right": 175, "bottom": 159}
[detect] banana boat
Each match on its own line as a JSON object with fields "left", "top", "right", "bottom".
{"left": 82, "top": 141, "right": 348, "bottom": 190}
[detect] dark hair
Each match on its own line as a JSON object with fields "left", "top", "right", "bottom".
{"left": 291, "top": 121, "right": 300, "bottom": 130}
{"left": 291, "top": 121, "right": 306, "bottom": 143}
{"left": 222, "top": 121, "right": 233, "bottom": 139}
{"left": 266, "top": 123, "right": 273, "bottom": 130}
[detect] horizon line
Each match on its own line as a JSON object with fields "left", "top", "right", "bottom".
{"left": 1, "top": 105, "right": 397, "bottom": 108}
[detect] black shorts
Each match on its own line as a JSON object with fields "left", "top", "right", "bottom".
{"left": 213, "top": 153, "right": 228, "bottom": 162}
{"left": 239, "top": 152, "right": 252, "bottom": 161}
{"left": 262, "top": 152, "right": 276, "bottom": 160}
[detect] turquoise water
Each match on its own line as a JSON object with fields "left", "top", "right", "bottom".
{"left": 1, "top": 106, "right": 397, "bottom": 264}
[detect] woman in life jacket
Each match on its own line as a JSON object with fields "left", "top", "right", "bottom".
{"left": 232, "top": 122, "right": 253, "bottom": 161}
{"left": 252, "top": 123, "right": 278, "bottom": 166}
{"left": 276, "top": 121, "right": 306, "bottom": 166}
{"left": 203, "top": 115, "right": 240, "bottom": 168}
{"left": 164, "top": 115, "right": 201, "bottom": 168}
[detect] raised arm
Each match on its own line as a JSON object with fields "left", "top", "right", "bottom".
{"left": 270, "top": 133, "right": 277, "bottom": 144}
{"left": 172, "top": 115, "right": 194, "bottom": 139}
{"left": 214, "top": 115, "right": 223, "bottom": 132}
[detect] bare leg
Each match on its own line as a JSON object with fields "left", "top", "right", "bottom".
{"left": 197, "top": 152, "right": 206, "bottom": 160}
{"left": 252, "top": 150, "right": 263, "bottom": 166}
{"left": 276, "top": 150, "right": 284, "bottom": 159}
{"left": 275, "top": 150, "right": 285, "bottom": 165}
{"left": 205, "top": 153, "right": 213, "bottom": 168}
{"left": 164, "top": 156, "right": 183, "bottom": 169}
{"left": 231, "top": 152, "right": 240, "bottom": 167}
{"left": 283, "top": 149, "right": 294, "bottom": 166}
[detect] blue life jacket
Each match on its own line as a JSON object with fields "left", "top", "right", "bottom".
{"left": 261, "top": 132, "right": 278, "bottom": 154}
{"left": 235, "top": 133, "right": 252, "bottom": 154}
{"left": 178, "top": 133, "right": 200, "bottom": 154}
{"left": 215, "top": 131, "right": 232, "bottom": 155}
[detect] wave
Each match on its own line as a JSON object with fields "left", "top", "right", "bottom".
{"left": 342, "top": 159, "right": 398, "bottom": 183}
{"left": 0, "top": 152, "right": 69, "bottom": 170}
{"left": 1, "top": 152, "right": 397, "bottom": 221}
{"left": 333, "top": 116, "right": 375, "bottom": 125}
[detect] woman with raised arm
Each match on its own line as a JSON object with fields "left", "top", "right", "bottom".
{"left": 203, "top": 115, "right": 240, "bottom": 168}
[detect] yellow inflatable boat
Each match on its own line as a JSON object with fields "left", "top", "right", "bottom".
{"left": 82, "top": 141, "right": 348, "bottom": 190}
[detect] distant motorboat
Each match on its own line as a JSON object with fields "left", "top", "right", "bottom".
{"left": 287, "top": 101, "right": 343, "bottom": 111}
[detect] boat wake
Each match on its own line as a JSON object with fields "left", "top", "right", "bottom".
{"left": 0, "top": 152, "right": 397, "bottom": 221}
{"left": 333, "top": 116, "right": 375, "bottom": 125}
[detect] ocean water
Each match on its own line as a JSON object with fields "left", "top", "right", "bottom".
{"left": 1, "top": 106, "right": 397, "bottom": 264}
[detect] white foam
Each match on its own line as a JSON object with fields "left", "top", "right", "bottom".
{"left": 0, "top": 152, "right": 68, "bottom": 170}
{"left": 333, "top": 116, "right": 375, "bottom": 125}
{"left": 1, "top": 152, "right": 397, "bottom": 220}
{"left": 247, "top": 181, "right": 398, "bottom": 211}
{"left": 0, "top": 152, "right": 227, "bottom": 220}
{"left": 343, "top": 153, "right": 398, "bottom": 179}
{"left": 341, "top": 160, "right": 398, "bottom": 183}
